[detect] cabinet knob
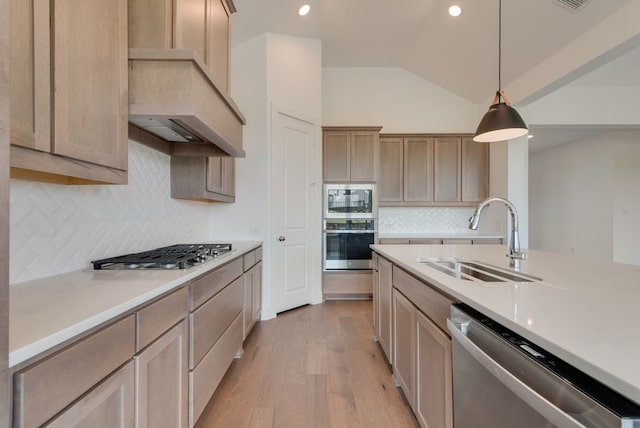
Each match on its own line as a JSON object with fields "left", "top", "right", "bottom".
{"left": 278, "top": 236, "right": 286, "bottom": 242}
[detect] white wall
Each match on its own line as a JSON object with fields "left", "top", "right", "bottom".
{"left": 216, "top": 33, "right": 323, "bottom": 319}
{"left": 322, "top": 67, "right": 479, "bottom": 133}
{"left": 613, "top": 135, "right": 640, "bottom": 265}
{"left": 10, "top": 141, "right": 211, "bottom": 284}
{"left": 529, "top": 133, "right": 616, "bottom": 262}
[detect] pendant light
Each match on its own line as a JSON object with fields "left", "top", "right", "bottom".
{"left": 473, "top": 0, "right": 528, "bottom": 143}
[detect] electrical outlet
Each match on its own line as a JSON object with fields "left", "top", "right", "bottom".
{"left": 495, "top": 222, "right": 504, "bottom": 233}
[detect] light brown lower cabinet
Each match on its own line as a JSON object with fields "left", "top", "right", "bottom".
{"left": 13, "top": 316, "right": 136, "bottom": 428}
{"left": 392, "top": 289, "right": 415, "bottom": 407}
{"left": 372, "top": 252, "right": 379, "bottom": 339}
{"left": 415, "top": 310, "right": 453, "bottom": 428}
{"left": 242, "top": 247, "right": 263, "bottom": 340}
{"left": 135, "top": 320, "right": 188, "bottom": 428}
{"left": 377, "top": 256, "right": 393, "bottom": 364}
{"left": 374, "top": 257, "right": 454, "bottom": 428}
{"left": 46, "top": 361, "right": 135, "bottom": 428}
{"left": 391, "top": 289, "right": 453, "bottom": 428}
{"left": 188, "top": 258, "right": 245, "bottom": 425}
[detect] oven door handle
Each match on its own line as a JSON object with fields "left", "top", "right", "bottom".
{"left": 447, "top": 319, "right": 586, "bottom": 428}
{"left": 323, "top": 230, "right": 376, "bottom": 234}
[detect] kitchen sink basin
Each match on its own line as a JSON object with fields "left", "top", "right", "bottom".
{"left": 416, "top": 258, "right": 541, "bottom": 283}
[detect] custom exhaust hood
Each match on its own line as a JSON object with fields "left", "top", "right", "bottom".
{"left": 127, "top": 0, "right": 245, "bottom": 157}
{"left": 128, "top": 49, "right": 246, "bottom": 157}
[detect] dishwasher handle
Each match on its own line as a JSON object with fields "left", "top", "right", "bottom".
{"left": 447, "top": 318, "right": 587, "bottom": 428}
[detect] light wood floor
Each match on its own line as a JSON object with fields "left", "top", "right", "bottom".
{"left": 195, "top": 300, "right": 418, "bottom": 428}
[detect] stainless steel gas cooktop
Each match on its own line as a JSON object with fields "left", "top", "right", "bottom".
{"left": 91, "top": 243, "right": 232, "bottom": 270}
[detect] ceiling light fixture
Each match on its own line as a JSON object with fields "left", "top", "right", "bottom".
{"left": 473, "top": 0, "right": 528, "bottom": 143}
{"left": 448, "top": 5, "right": 462, "bottom": 17}
{"left": 298, "top": 4, "right": 311, "bottom": 16}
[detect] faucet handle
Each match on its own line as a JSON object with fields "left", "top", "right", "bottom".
{"left": 508, "top": 251, "right": 527, "bottom": 261}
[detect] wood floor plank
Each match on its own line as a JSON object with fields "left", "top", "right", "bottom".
{"left": 195, "top": 301, "right": 417, "bottom": 428}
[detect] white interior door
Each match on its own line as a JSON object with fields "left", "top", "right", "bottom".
{"left": 271, "top": 108, "right": 315, "bottom": 313}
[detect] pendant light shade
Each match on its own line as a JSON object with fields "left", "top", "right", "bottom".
{"left": 473, "top": 92, "right": 528, "bottom": 142}
{"left": 473, "top": 0, "right": 528, "bottom": 143}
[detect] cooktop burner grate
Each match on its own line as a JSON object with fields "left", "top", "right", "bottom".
{"left": 92, "top": 243, "right": 232, "bottom": 270}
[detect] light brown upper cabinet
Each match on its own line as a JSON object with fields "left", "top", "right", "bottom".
{"left": 323, "top": 127, "right": 382, "bottom": 182}
{"left": 379, "top": 134, "right": 489, "bottom": 207}
{"left": 171, "top": 156, "right": 235, "bottom": 202}
{"left": 130, "top": 0, "right": 232, "bottom": 94}
{"left": 128, "top": 0, "right": 245, "bottom": 157}
{"left": 433, "top": 137, "right": 461, "bottom": 202}
{"left": 9, "top": 0, "right": 128, "bottom": 184}
{"left": 379, "top": 137, "right": 404, "bottom": 202}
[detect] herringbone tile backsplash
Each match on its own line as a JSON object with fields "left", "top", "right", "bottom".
{"left": 378, "top": 207, "right": 475, "bottom": 234}
{"left": 10, "top": 141, "right": 211, "bottom": 284}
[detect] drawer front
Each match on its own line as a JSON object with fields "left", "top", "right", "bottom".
{"left": 190, "top": 276, "right": 243, "bottom": 369}
{"left": 242, "top": 251, "right": 256, "bottom": 271}
{"left": 137, "top": 286, "right": 188, "bottom": 351}
{"left": 472, "top": 238, "right": 503, "bottom": 245}
{"left": 442, "top": 238, "right": 472, "bottom": 245}
{"left": 242, "top": 246, "right": 262, "bottom": 271}
{"left": 190, "top": 313, "right": 243, "bottom": 427}
{"left": 409, "top": 238, "right": 443, "bottom": 245}
{"left": 392, "top": 266, "right": 455, "bottom": 334}
{"left": 189, "top": 257, "right": 243, "bottom": 311}
{"left": 379, "top": 238, "right": 410, "bottom": 244}
{"left": 14, "top": 315, "right": 135, "bottom": 428}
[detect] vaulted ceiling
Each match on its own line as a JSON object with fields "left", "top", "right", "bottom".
{"left": 230, "top": 0, "right": 640, "bottom": 106}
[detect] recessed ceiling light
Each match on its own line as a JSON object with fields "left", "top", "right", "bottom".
{"left": 299, "top": 4, "right": 310, "bottom": 16}
{"left": 528, "top": 134, "right": 534, "bottom": 139}
{"left": 448, "top": 5, "right": 462, "bottom": 17}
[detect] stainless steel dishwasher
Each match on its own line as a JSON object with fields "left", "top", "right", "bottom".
{"left": 447, "top": 304, "right": 640, "bottom": 428}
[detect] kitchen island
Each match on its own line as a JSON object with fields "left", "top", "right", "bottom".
{"left": 372, "top": 244, "right": 640, "bottom": 408}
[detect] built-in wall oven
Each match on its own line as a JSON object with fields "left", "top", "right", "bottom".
{"left": 448, "top": 303, "right": 640, "bottom": 428}
{"left": 323, "top": 218, "right": 375, "bottom": 270}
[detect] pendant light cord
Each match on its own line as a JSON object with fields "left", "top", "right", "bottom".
{"left": 498, "top": 0, "right": 502, "bottom": 97}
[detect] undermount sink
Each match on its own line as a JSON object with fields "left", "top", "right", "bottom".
{"left": 416, "top": 258, "right": 542, "bottom": 283}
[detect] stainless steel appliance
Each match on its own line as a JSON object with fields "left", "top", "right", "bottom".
{"left": 324, "top": 184, "right": 376, "bottom": 218}
{"left": 323, "top": 219, "right": 375, "bottom": 270}
{"left": 448, "top": 303, "right": 640, "bottom": 428}
{"left": 92, "top": 244, "right": 232, "bottom": 270}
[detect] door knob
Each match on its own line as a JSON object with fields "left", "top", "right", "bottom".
{"left": 278, "top": 236, "right": 286, "bottom": 242}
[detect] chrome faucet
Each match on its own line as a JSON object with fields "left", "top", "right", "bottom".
{"left": 468, "top": 197, "right": 527, "bottom": 268}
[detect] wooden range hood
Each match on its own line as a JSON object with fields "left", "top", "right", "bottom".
{"left": 127, "top": 0, "right": 245, "bottom": 158}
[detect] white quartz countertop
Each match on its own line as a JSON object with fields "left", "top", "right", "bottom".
{"left": 9, "top": 241, "right": 261, "bottom": 368}
{"left": 371, "top": 244, "right": 640, "bottom": 406}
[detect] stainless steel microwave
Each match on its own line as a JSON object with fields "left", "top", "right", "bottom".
{"left": 324, "top": 184, "right": 376, "bottom": 218}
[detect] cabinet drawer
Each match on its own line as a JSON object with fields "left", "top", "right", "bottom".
{"left": 190, "top": 276, "right": 243, "bottom": 368}
{"left": 137, "top": 286, "right": 188, "bottom": 351}
{"left": 392, "top": 266, "right": 455, "bottom": 334}
{"left": 189, "top": 257, "right": 243, "bottom": 311}
{"left": 442, "top": 238, "right": 472, "bottom": 245}
{"left": 14, "top": 315, "right": 135, "bottom": 428}
{"left": 472, "top": 238, "right": 503, "bottom": 245}
{"left": 242, "top": 247, "right": 263, "bottom": 271}
{"left": 379, "top": 238, "right": 410, "bottom": 244}
{"left": 409, "top": 239, "right": 443, "bottom": 245}
{"left": 190, "top": 313, "right": 243, "bottom": 426}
